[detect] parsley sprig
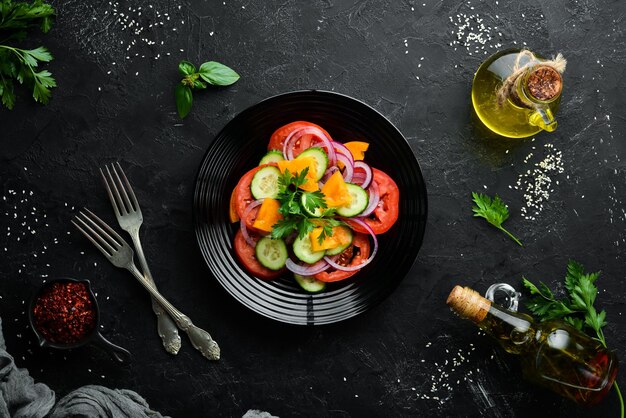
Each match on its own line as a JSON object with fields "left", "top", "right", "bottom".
{"left": 0, "top": 0, "right": 56, "bottom": 109}
{"left": 523, "top": 260, "right": 623, "bottom": 417}
{"left": 271, "top": 167, "right": 343, "bottom": 245}
{"left": 472, "top": 192, "right": 522, "bottom": 246}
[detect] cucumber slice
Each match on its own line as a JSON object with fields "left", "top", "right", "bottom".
{"left": 294, "top": 274, "right": 327, "bottom": 293}
{"left": 300, "top": 193, "right": 323, "bottom": 217}
{"left": 293, "top": 234, "right": 325, "bottom": 264}
{"left": 336, "top": 184, "right": 369, "bottom": 217}
{"left": 250, "top": 166, "right": 281, "bottom": 199}
{"left": 296, "top": 147, "right": 328, "bottom": 181}
{"left": 255, "top": 237, "right": 288, "bottom": 270}
{"left": 259, "top": 150, "right": 285, "bottom": 165}
{"left": 325, "top": 227, "right": 354, "bottom": 256}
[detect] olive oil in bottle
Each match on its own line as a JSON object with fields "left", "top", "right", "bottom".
{"left": 471, "top": 49, "right": 566, "bottom": 139}
{"left": 447, "top": 286, "right": 618, "bottom": 405}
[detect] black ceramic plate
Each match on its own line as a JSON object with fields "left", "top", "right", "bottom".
{"left": 193, "top": 90, "right": 427, "bottom": 325}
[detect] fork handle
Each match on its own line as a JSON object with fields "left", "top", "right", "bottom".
{"left": 127, "top": 264, "right": 220, "bottom": 361}
{"left": 129, "top": 231, "right": 181, "bottom": 355}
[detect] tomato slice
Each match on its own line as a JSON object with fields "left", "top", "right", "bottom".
{"left": 346, "top": 168, "right": 399, "bottom": 234}
{"left": 267, "top": 121, "right": 333, "bottom": 157}
{"left": 233, "top": 164, "right": 275, "bottom": 231}
{"left": 229, "top": 187, "right": 240, "bottom": 223}
{"left": 314, "top": 233, "right": 371, "bottom": 282}
{"left": 233, "top": 230, "right": 283, "bottom": 280}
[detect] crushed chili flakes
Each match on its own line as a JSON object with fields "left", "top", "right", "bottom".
{"left": 32, "top": 281, "right": 96, "bottom": 344}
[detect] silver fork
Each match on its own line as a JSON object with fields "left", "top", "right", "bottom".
{"left": 100, "top": 162, "right": 181, "bottom": 355}
{"left": 72, "top": 209, "right": 220, "bottom": 361}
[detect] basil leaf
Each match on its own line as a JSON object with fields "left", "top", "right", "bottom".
{"left": 178, "top": 60, "right": 196, "bottom": 76}
{"left": 198, "top": 61, "right": 240, "bottom": 86}
{"left": 175, "top": 83, "right": 193, "bottom": 118}
{"left": 193, "top": 79, "right": 207, "bottom": 90}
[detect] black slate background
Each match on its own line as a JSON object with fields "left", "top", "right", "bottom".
{"left": 1, "top": 0, "right": 626, "bottom": 417}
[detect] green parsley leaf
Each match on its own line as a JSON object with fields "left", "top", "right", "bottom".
{"left": 0, "top": 77, "right": 15, "bottom": 109}
{"left": 471, "top": 192, "right": 522, "bottom": 246}
{"left": 302, "top": 191, "right": 327, "bottom": 214}
{"left": 270, "top": 218, "right": 298, "bottom": 240}
{"left": 0, "top": 0, "right": 55, "bottom": 109}
{"left": 522, "top": 260, "right": 610, "bottom": 343}
{"left": 296, "top": 217, "right": 316, "bottom": 239}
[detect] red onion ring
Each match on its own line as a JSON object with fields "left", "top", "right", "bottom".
{"left": 240, "top": 200, "right": 263, "bottom": 246}
{"left": 359, "top": 180, "right": 379, "bottom": 217}
{"left": 283, "top": 127, "right": 337, "bottom": 166}
{"left": 336, "top": 153, "right": 354, "bottom": 183}
{"left": 285, "top": 258, "right": 330, "bottom": 275}
{"left": 323, "top": 218, "right": 378, "bottom": 272}
{"left": 320, "top": 166, "right": 338, "bottom": 183}
{"left": 332, "top": 142, "right": 354, "bottom": 167}
{"left": 352, "top": 161, "right": 372, "bottom": 189}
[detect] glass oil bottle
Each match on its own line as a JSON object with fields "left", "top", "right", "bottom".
{"left": 471, "top": 49, "right": 565, "bottom": 139}
{"left": 447, "top": 285, "right": 618, "bottom": 405}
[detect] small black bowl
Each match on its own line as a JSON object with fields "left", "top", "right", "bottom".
{"left": 29, "top": 277, "right": 130, "bottom": 363}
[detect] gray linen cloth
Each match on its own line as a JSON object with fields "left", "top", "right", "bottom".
{"left": 0, "top": 317, "right": 168, "bottom": 418}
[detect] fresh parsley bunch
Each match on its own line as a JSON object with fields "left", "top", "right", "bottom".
{"left": 523, "top": 260, "right": 623, "bottom": 417}
{"left": 175, "top": 60, "right": 239, "bottom": 118}
{"left": 270, "top": 167, "right": 342, "bottom": 245}
{"left": 0, "top": 0, "right": 56, "bottom": 109}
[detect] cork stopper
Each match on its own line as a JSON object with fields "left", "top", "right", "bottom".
{"left": 446, "top": 286, "right": 492, "bottom": 323}
{"left": 526, "top": 65, "right": 562, "bottom": 102}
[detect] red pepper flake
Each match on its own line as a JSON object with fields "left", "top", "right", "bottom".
{"left": 32, "top": 282, "right": 96, "bottom": 344}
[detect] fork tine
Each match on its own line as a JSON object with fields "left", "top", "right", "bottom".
{"left": 82, "top": 207, "right": 126, "bottom": 245}
{"left": 115, "top": 162, "right": 140, "bottom": 212}
{"left": 72, "top": 218, "right": 115, "bottom": 257}
{"left": 104, "top": 165, "right": 128, "bottom": 215}
{"left": 100, "top": 168, "right": 121, "bottom": 218}
{"left": 111, "top": 163, "right": 134, "bottom": 213}
{"left": 77, "top": 211, "right": 121, "bottom": 252}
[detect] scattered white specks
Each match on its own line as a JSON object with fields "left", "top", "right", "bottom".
{"left": 512, "top": 143, "right": 565, "bottom": 220}
{"left": 60, "top": 2, "right": 186, "bottom": 70}
{"left": 448, "top": 7, "right": 502, "bottom": 55}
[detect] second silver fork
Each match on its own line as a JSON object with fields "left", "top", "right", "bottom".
{"left": 72, "top": 209, "right": 220, "bottom": 360}
{"left": 101, "top": 163, "right": 181, "bottom": 355}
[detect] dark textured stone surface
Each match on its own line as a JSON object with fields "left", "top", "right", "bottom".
{"left": 1, "top": 0, "right": 625, "bottom": 416}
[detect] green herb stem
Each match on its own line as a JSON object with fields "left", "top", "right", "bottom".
{"left": 1, "top": 45, "right": 33, "bottom": 73}
{"left": 497, "top": 226, "right": 523, "bottom": 247}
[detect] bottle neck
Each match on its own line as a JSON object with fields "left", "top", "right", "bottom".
{"left": 447, "top": 286, "right": 535, "bottom": 354}
{"left": 511, "top": 65, "right": 562, "bottom": 109}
